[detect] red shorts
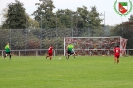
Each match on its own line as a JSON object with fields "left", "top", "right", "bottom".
{"left": 48, "top": 52, "right": 52, "bottom": 56}
{"left": 114, "top": 54, "right": 119, "bottom": 58}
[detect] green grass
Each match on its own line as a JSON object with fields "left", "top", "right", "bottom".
{"left": 0, "top": 56, "right": 133, "bottom": 88}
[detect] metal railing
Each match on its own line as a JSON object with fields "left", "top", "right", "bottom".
{"left": 1, "top": 49, "right": 133, "bottom": 57}
{"left": 0, "top": 49, "right": 64, "bottom": 57}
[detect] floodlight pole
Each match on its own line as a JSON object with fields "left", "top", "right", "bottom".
{"left": 55, "top": 13, "right": 58, "bottom": 56}
{"left": 104, "top": 11, "right": 105, "bottom": 27}
{"left": 104, "top": 11, "right": 105, "bottom": 36}
{"left": 100, "top": 11, "right": 105, "bottom": 36}
{"left": 40, "top": 15, "right": 42, "bottom": 55}
{"left": 121, "top": 19, "right": 123, "bottom": 37}
{"left": 122, "top": 26, "right": 123, "bottom": 37}
{"left": 25, "top": 15, "right": 28, "bottom": 55}
{"left": 10, "top": 28, "right": 11, "bottom": 49}
{"left": 88, "top": 27, "right": 90, "bottom": 36}
{"left": 71, "top": 12, "right": 73, "bottom": 37}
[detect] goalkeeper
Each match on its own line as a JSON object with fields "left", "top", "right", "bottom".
{"left": 4, "top": 42, "right": 11, "bottom": 60}
{"left": 66, "top": 43, "right": 75, "bottom": 59}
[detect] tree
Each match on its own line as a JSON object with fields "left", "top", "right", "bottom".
{"left": 88, "top": 6, "right": 103, "bottom": 36}
{"left": 111, "top": 21, "right": 133, "bottom": 49}
{"left": 76, "top": 6, "right": 89, "bottom": 28}
{"left": 32, "top": 0, "right": 55, "bottom": 28}
{"left": 26, "top": 14, "right": 40, "bottom": 29}
{"left": 128, "top": 15, "right": 133, "bottom": 22}
{"left": 2, "top": 0, "right": 27, "bottom": 29}
{"left": 55, "top": 6, "right": 103, "bottom": 37}
{"left": 75, "top": 6, "right": 103, "bottom": 36}
{"left": 0, "top": 8, "right": 8, "bottom": 27}
{"left": 56, "top": 9, "right": 73, "bottom": 28}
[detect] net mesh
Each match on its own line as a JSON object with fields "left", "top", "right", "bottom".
{"left": 64, "top": 37, "right": 128, "bottom": 56}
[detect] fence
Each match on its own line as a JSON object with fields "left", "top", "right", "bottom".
{"left": 0, "top": 49, "right": 133, "bottom": 57}
{"left": 0, "top": 29, "right": 130, "bottom": 57}
{"left": 0, "top": 28, "right": 105, "bottom": 51}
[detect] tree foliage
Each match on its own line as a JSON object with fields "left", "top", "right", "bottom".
{"left": 32, "top": 1, "right": 103, "bottom": 32}
{"left": 56, "top": 9, "right": 77, "bottom": 28}
{"left": 0, "top": 0, "right": 104, "bottom": 51}
{"left": 32, "top": 0, "right": 55, "bottom": 28}
{"left": 26, "top": 14, "right": 40, "bottom": 29}
{"left": 111, "top": 15, "right": 133, "bottom": 49}
{"left": 2, "top": 0, "right": 26, "bottom": 29}
{"left": 128, "top": 15, "right": 133, "bottom": 22}
{"left": 0, "top": 8, "right": 8, "bottom": 26}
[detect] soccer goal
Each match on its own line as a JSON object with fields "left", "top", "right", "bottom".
{"left": 64, "top": 36, "right": 128, "bottom": 56}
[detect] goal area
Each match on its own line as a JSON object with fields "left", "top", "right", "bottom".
{"left": 64, "top": 36, "right": 128, "bottom": 56}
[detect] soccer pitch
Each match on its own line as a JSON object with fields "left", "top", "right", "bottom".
{"left": 0, "top": 56, "right": 133, "bottom": 88}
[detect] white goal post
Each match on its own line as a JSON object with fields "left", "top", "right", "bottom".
{"left": 64, "top": 36, "right": 128, "bottom": 56}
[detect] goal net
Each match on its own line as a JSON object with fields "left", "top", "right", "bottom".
{"left": 64, "top": 36, "right": 128, "bottom": 56}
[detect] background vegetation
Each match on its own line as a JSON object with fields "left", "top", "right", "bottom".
{"left": 0, "top": 0, "right": 133, "bottom": 50}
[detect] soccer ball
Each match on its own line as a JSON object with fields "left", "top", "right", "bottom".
{"left": 59, "top": 57, "right": 61, "bottom": 60}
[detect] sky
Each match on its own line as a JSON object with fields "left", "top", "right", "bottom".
{"left": 0, "top": 0, "right": 133, "bottom": 26}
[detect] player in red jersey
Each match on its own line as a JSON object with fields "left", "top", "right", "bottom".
{"left": 46, "top": 46, "right": 53, "bottom": 60}
{"left": 114, "top": 45, "right": 121, "bottom": 64}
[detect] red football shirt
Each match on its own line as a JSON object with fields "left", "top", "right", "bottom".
{"left": 114, "top": 47, "right": 120, "bottom": 55}
{"left": 48, "top": 47, "right": 53, "bottom": 53}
